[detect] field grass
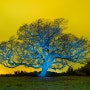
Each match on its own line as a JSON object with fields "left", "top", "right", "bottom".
{"left": 0, "top": 76, "right": 90, "bottom": 90}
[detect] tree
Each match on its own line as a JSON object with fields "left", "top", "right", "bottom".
{"left": 83, "top": 62, "right": 90, "bottom": 75}
{"left": 76, "top": 61, "right": 90, "bottom": 76}
{"left": 66, "top": 66, "right": 75, "bottom": 75}
{"left": 0, "top": 18, "right": 90, "bottom": 77}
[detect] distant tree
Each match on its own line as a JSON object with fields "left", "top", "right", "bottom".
{"left": 84, "top": 62, "right": 90, "bottom": 75}
{"left": 0, "top": 18, "right": 90, "bottom": 77}
{"left": 77, "top": 61, "right": 90, "bottom": 76}
{"left": 66, "top": 66, "right": 75, "bottom": 75}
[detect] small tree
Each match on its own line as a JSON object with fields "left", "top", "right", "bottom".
{"left": 0, "top": 19, "right": 90, "bottom": 77}
{"left": 66, "top": 66, "right": 75, "bottom": 75}
{"left": 77, "top": 61, "right": 90, "bottom": 76}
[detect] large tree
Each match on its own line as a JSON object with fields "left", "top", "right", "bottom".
{"left": 0, "top": 19, "right": 90, "bottom": 77}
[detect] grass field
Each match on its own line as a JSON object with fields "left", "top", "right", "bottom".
{"left": 0, "top": 76, "right": 90, "bottom": 90}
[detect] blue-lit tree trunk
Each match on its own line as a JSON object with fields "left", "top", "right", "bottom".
{"left": 38, "top": 64, "right": 49, "bottom": 77}
{"left": 38, "top": 61, "right": 52, "bottom": 77}
{"left": 38, "top": 53, "right": 53, "bottom": 77}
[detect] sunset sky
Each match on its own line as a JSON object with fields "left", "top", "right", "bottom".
{"left": 0, "top": 0, "right": 90, "bottom": 74}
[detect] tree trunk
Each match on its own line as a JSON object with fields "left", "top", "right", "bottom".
{"left": 38, "top": 67, "right": 48, "bottom": 77}
{"left": 38, "top": 54, "right": 53, "bottom": 77}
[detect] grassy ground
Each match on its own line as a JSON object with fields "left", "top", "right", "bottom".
{"left": 0, "top": 76, "right": 90, "bottom": 90}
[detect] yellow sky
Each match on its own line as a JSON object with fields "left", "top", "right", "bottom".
{"left": 0, "top": 0, "right": 90, "bottom": 74}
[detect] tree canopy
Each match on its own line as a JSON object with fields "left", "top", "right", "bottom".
{"left": 0, "top": 18, "right": 90, "bottom": 77}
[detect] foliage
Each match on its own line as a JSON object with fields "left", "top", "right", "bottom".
{"left": 0, "top": 18, "right": 90, "bottom": 77}
{"left": 66, "top": 66, "right": 75, "bottom": 75}
{"left": 64, "top": 61, "right": 90, "bottom": 76}
{"left": 76, "top": 61, "right": 90, "bottom": 76}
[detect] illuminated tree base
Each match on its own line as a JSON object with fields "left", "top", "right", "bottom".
{"left": 38, "top": 68, "right": 48, "bottom": 77}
